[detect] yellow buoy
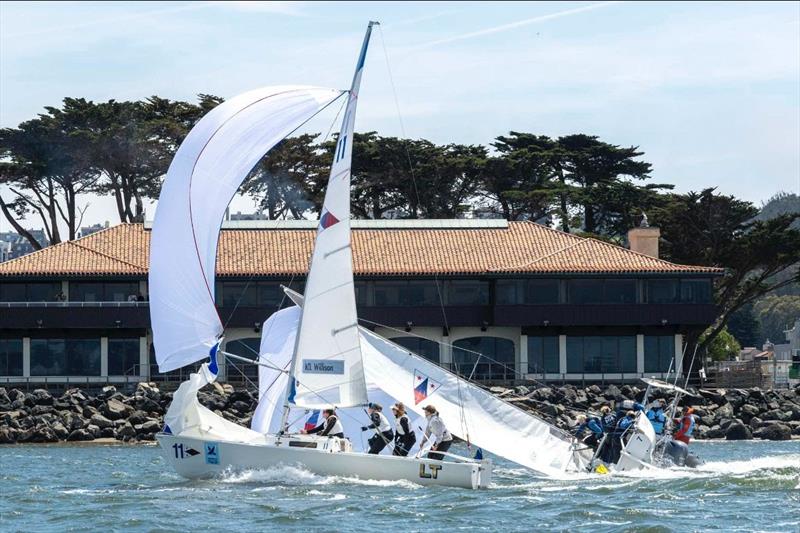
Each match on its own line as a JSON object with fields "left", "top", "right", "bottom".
{"left": 594, "top": 464, "right": 609, "bottom": 475}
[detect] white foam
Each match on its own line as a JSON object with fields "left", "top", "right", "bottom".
{"left": 214, "top": 464, "right": 421, "bottom": 489}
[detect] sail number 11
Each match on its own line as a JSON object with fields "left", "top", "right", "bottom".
{"left": 172, "top": 443, "right": 185, "bottom": 459}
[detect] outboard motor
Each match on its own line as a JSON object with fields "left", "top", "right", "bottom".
{"left": 665, "top": 439, "right": 689, "bottom": 466}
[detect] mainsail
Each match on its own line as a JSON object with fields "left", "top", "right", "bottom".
{"left": 288, "top": 24, "right": 377, "bottom": 408}
{"left": 148, "top": 86, "right": 342, "bottom": 372}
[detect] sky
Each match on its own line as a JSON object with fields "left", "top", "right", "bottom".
{"left": 1, "top": 0, "right": 799, "bottom": 232}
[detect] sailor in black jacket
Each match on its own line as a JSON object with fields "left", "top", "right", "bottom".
{"left": 302, "top": 409, "right": 344, "bottom": 438}
{"left": 361, "top": 403, "right": 394, "bottom": 454}
{"left": 391, "top": 402, "right": 416, "bottom": 456}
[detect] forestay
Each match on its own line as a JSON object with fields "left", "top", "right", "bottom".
{"left": 148, "top": 86, "right": 341, "bottom": 372}
{"left": 289, "top": 25, "right": 377, "bottom": 408}
{"left": 359, "top": 329, "right": 578, "bottom": 477}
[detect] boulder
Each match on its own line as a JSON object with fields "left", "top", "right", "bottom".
{"left": 739, "top": 403, "right": 760, "bottom": 422}
{"left": 714, "top": 402, "right": 734, "bottom": 420}
{"left": 30, "top": 389, "right": 54, "bottom": 406}
{"left": 0, "top": 427, "right": 17, "bottom": 443}
{"left": 230, "top": 400, "right": 250, "bottom": 415}
{"left": 725, "top": 422, "right": 753, "bottom": 440}
{"left": 89, "top": 413, "right": 114, "bottom": 429}
{"left": 102, "top": 398, "right": 133, "bottom": 420}
{"left": 86, "top": 424, "right": 101, "bottom": 438}
{"left": 755, "top": 423, "right": 792, "bottom": 441}
{"left": 116, "top": 423, "right": 136, "bottom": 439}
{"left": 134, "top": 420, "right": 160, "bottom": 435}
{"left": 128, "top": 410, "right": 149, "bottom": 425}
{"left": 100, "top": 385, "right": 117, "bottom": 399}
{"left": 66, "top": 428, "right": 94, "bottom": 441}
{"left": 52, "top": 422, "right": 69, "bottom": 440}
{"left": 603, "top": 385, "right": 622, "bottom": 401}
{"left": 532, "top": 388, "right": 554, "bottom": 402}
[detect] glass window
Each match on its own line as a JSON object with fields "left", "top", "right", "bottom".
{"left": 104, "top": 282, "right": 139, "bottom": 302}
{"left": 568, "top": 280, "right": 604, "bottom": 304}
{"left": 257, "top": 283, "right": 282, "bottom": 307}
{"left": 567, "top": 336, "right": 636, "bottom": 373}
{"left": 391, "top": 336, "right": 440, "bottom": 363}
{"left": 26, "top": 282, "right": 62, "bottom": 302}
{"left": 495, "top": 280, "right": 521, "bottom": 305}
{"left": 526, "top": 280, "right": 560, "bottom": 304}
{"left": 527, "top": 336, "right": 559, "bottom": 373}
{"left": 447, "top": 281, "right": 489, "bottom": 306}
{"left": 452, "top": 337, "right": 515, "bottom": 380}
{"left": 644, "top": 335, "right": 675, "bottom": 373}
{"left": 680, "top": 279, "right": 712, "bottom": 304}
{"left": 406, "top": 281, "right": 440, "bottom": 306}
{"left": 0, "top": 283, "right": 26, "bottom": 301}
{"left": 647, "top": 279, "right": 679, "bottom": 303}
{"left": 30, "top": 339, "right": 100, "bottom": 376}
{"left": 354, "top": 281, "right": 368, "bottom": 306}
{"left": 605, "top": 279, "right": 637, "bottom": 304}
{"left": 373, "top": 282, "right": 404, "bottom": 306}
{"left": 108, "top": 338, "right": 141, "bottom": 375}
{"left": 0, "top": 339, "right": 23, "bottom": 376}
{"left": 225, "top": 338, "right": 262, "bottom": 381}
{"left": 70, "top": 282, "right": 103, "bottom": 302}
{"left": 66, "top": 340, "right": 101, "bottom": 375}
{"left": 221, "top": 282, "right": 258, "bottom": 307}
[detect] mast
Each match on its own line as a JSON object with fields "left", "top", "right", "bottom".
{"left": 279, "top": 21, "right": 378, "bottom": 433}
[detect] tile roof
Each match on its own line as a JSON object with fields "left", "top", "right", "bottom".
{"left": 0, "top": 222, "right": 723, "bottom": 278}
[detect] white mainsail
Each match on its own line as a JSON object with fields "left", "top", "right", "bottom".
{"left": 289, "top": 24, "right": 377, "bottom": 408}
{"left": 148, "top": 86, "right": 342, "bottom": 372}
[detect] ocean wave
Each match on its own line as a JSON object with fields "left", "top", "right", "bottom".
{"left": 214, "top": 464, "right": 422, "bottom": 490}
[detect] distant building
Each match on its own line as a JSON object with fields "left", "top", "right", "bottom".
{"left": 0, "top": 220, "right": 722, "bottom": 386}
{"left": 774, "top": 318, "right": 800, "bottom": 386}
{"left": 77, "top": 221, "right": 110, "bottom": 238}
{"left": 225, "top": 209, "right": 268, "bottom": 221}
{"left": 0, "top": 230, "right": 47, "bottom": 261}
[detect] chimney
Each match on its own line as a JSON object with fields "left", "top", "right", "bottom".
{"left": 628, "top": 212, "right": 660, "bottom": 258}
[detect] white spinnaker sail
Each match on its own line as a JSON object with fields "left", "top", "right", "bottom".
{"left": 290, "top": 25, "right": 377, "bottom": 408}
{"left": 149, "top": 86, "right": 341, "bottom": 372}
{"left": 359, "top": 329, "right": 577, "bottom": 477}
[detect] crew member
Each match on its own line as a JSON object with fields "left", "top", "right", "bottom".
{"left": 574, "top": 413, "right": 604, "bottom": 450}
{"left": 422, "top": 405, "right": 453, "bottom": 460}
{"left": 361, "top": 402, "right": 394, "bottom": 454}
{"left": 607, "top": 410, "right": 637, "bottom": 464}
{"left": 674, "top": 407, "right": 695, "bottom": 445}
{"left": 646, "top": 399, "right": 667, "bottom": 435}
{"left": 302, "top": 408, "right": 344, "bottom": 438}
{"left": 391, "top": 402, "right": 416, "bottom": 457}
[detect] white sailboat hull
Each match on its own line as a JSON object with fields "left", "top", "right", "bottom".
{"left": 156, "top": 433, "right": 492, "bottom": 489}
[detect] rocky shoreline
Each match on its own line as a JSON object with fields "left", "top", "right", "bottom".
{"left": 1, "top": 382, "right": 799, "bottom": 444}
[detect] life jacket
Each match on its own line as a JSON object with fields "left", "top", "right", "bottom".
{"left": 602, "top": 413, "right": 617, "bottom": 433}
{"left": 395, "top": 414, "right": 411, "bottom": 435}
{"left": 372, "top": 411, "right": 392, "bottom": 433}
{"left": 680, "top": 414, "right": 695, "bottom": 437}
{"left": 647, "top": 408, "right": 666, "bottom": 434}
{"left": 327, "top": 415, "right": 344, "bottom": 436}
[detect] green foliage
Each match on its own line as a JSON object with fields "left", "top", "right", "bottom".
{"left": 753, "top": 295, "right": 800, "bottom": 344}
{"left": 700, "top": 326, "right": 741, "bottom": 361}
{"left": 726, "top": 303, "right": 762, "bottom": 347}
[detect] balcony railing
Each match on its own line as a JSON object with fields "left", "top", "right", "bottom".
{"left": 0, "top": 301, "right": 149, "bottom": 308}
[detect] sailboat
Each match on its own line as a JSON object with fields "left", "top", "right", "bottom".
{"left": 149, "top": 22, "right": 655, "bottom": 488}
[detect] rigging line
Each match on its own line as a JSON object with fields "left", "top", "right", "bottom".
{"left": 358, "top": 317, "right": 564, "bottom": 395}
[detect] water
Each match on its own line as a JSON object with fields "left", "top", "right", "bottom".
{"left": 1, "top": 441, "right": 798, "bottom": 532}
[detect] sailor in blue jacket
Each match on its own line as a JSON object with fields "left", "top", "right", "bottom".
{"left": 646, "top": 400, "right": 667, "bottom": 435}
{"left": 574, "top": 414, "right": 604, "bottom": 450}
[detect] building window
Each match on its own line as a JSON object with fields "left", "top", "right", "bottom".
{"left": 495, "top": 280, "right": 520, "bottom": 305}
{"left": 447, "top": 281, "right": 489, "bottom": 306}
{"left": 644, "top": 335, "right": 674, "bottom": 373}
{"left": 30, "top": 339, "right": 101, "bottom": 376}
{"left": 566, "top": 336, "right": 636, "bottom": 373}
{"left": 0, "top": 339, "right": 23, "bottom": 376}
{"left": 526, "top": 280, "right": 560, "bottom": 304}
{"left": 220, "top": 282, "right": 258, "bottom": 307}
{"left": 225, "top": 338, "right": 261, "bottom": 381}
{"left": 108, "top": 338, "right": 141, "bottom": 375}
{"left": 568, "top": 279, "right": 636, "bottom": 304}
{"left": 354, "top": 281, "right": 368, "bottom": 306}
{"left": 646, "top": 279, "right": 679, "bottom": 303}
{"left": 70, "top": 282, "right": 139, "bottom": 302}
{"left": 0, "top": 282, "right": 61, "bottom": 302}
{"left": 372, "top": 281, "right": 441, "bottom": 307}
{"left": 218, "top": 281, "right": 293, "bottom": 308}
{"left": 527, "top": 336, "right": 559, "bottom": 374}
{"left": 680, "top": 279, "right": 712, "bottom": 304}
{"left": 452, "top": 337, "right": 515, "bottom": 380}
{"left": 391, "top": 336, "right": 440, "bottom": 364}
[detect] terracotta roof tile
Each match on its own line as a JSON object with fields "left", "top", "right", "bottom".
{"left": 0, "top": 222, "right": 722, "bottom": 277}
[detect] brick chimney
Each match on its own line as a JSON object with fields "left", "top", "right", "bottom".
{"left": 628, "top": 213, "right": 660, "bottom": 258}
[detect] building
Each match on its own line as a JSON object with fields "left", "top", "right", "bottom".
{"left": 77, "top": 221, "right": 110, "bottom": 238}
{"left": 0, "top": 229, "right": 47, "bottom": 261}
{"left": 774, "top": 318, "right": 800, "bottom": 386}
{"left": 0, "top": 220, "right": 721, "bottom": 386}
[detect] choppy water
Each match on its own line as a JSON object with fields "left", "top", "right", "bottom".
{"left": 1, "top": 440, "right": 798, "bottom": 532}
